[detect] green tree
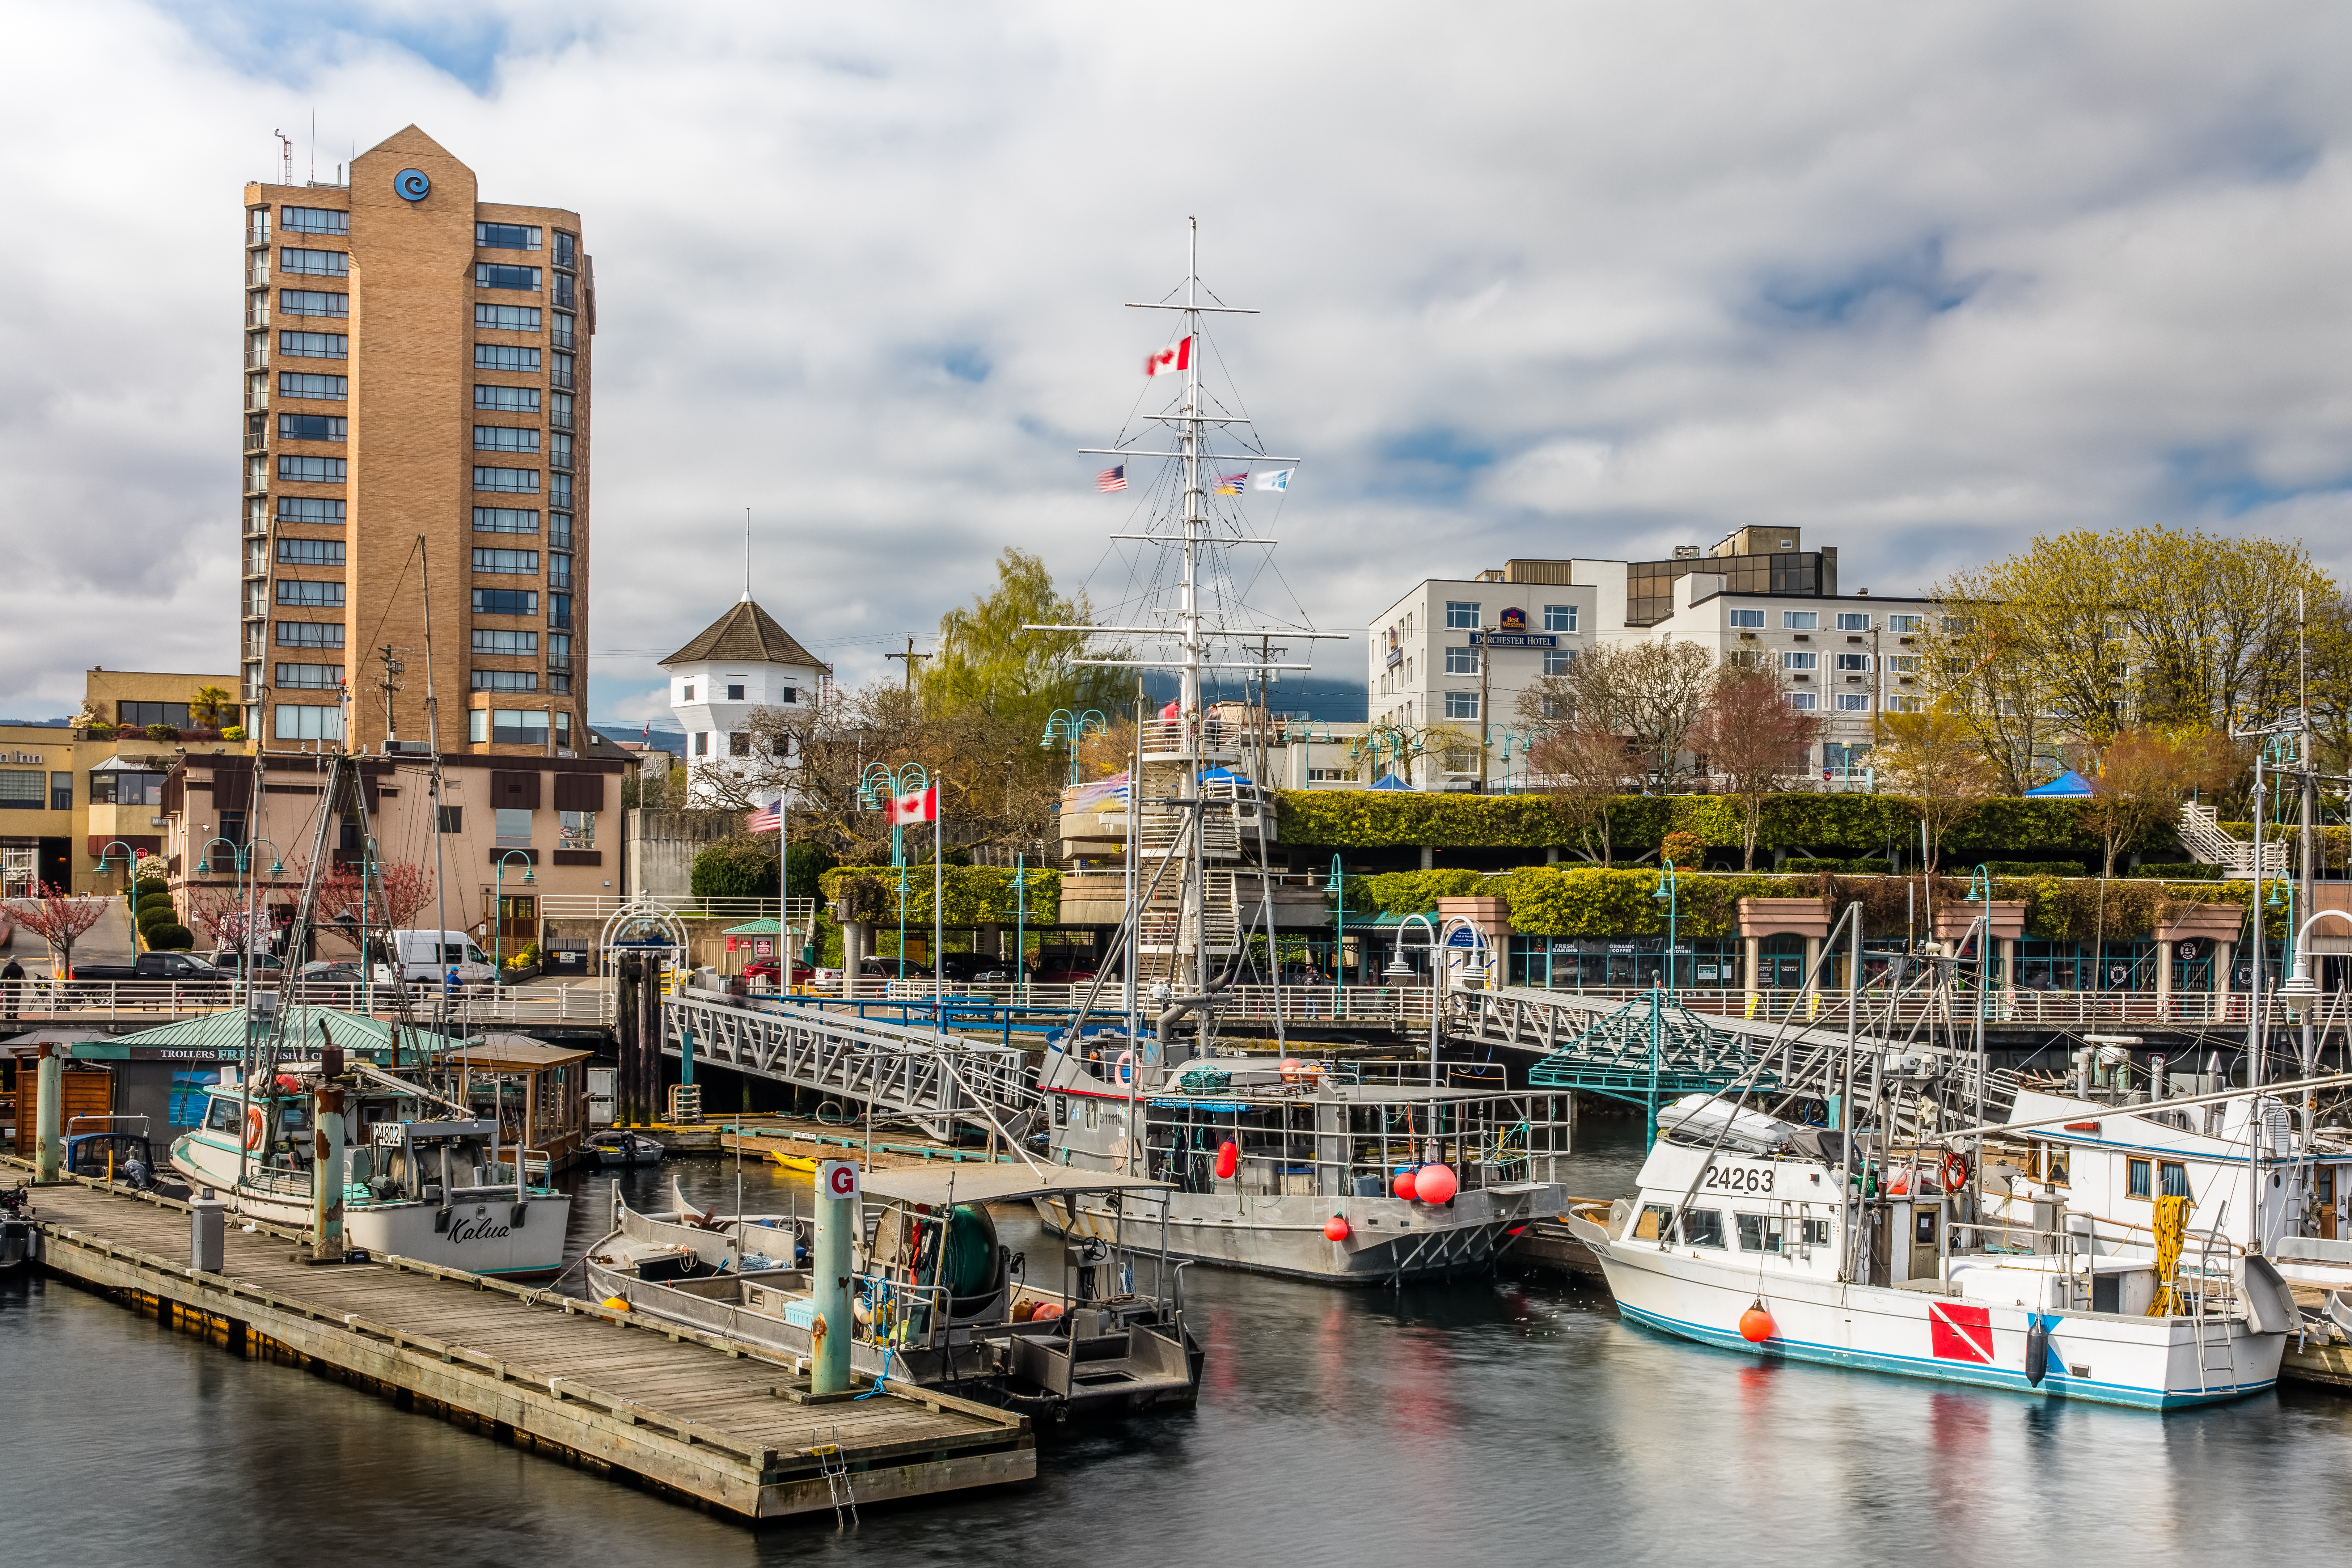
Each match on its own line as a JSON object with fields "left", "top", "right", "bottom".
{"left": 917, "top": 548, "right": 1129, "bottom": 732}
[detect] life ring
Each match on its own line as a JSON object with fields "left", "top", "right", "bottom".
{"left": 1941, "top": 1150, "right": 1970, "bottom": 1196}
{"left": 1115, "top": 1051, "right": 1134, "bottom": 1085}
{"left": 244, "top": 1107, "right": 266, "bottom": 1152}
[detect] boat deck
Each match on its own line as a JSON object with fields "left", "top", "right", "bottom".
{"left": 6, "top": 1165, "right": 1034, "bottom": 1520}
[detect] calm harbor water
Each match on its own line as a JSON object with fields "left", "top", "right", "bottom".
{"left": 9, "top": 1120, "right": 2352, "bottom": 1567}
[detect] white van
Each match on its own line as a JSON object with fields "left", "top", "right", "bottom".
{"left": 373, "top": 930, "right": 496, "bottom": 988}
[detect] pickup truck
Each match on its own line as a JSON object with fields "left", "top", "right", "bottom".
{"left": 72, "top": 952, "right": 229, "bottom": 985}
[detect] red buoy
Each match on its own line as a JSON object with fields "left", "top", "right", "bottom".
{"left": 1415, "top": 1163, "right": 1459, "bottom": 1204}
{"left": 1324, "top": 1214, "right": 1351, "bottom": 1242}
{"left": 1392, "top": 1168, "right": 1418, "bottom": 1200}
{"left": 1739, "top": 1301, "right": 1776, "bottom": 1344}
{"left": 1215, "top": 1140, "right": 1239, "bottom": 1180}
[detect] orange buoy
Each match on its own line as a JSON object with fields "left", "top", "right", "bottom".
{"left": 1215, "top": 1140, "right": 1239, "bottom": 1180}
{"left": 1739, "top": 1300, "right": 1776, "bottom": 1343}
{"left": 1032, "top": 1301, "right": 1064, "bottom": 1321}
{"left": 1414, "top": 1163, "right": 1459, "bottom": 1204}
{"left": 602, "top": 1296, "right": 633, "bottom": 1312}
{"left": 1324, "top": 1214, "right": 1351, "bottom": 1241}
{"left": 1392, "top": 1168, "right": 1418, "bottom": 1200}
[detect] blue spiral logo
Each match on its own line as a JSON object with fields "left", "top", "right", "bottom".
{"left": 394, "top": 168, "right": 431, "bottom": 201}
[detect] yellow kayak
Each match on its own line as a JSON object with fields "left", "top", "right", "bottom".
{"left": 767, "top": 1150, "right": 820, "bottom": 1174}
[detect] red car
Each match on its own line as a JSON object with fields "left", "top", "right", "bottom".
{"left": 743, "top": 956, "right": 816, "bottom": 986}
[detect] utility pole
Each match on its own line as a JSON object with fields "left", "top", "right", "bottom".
{"left": 1477, "top": 618, "right": 1494, "bottom": 792}
{"left": 377, "top": 644, "right": 404, "bottom": 751}
{"left": 885, "top": 638, "right": 932, "bottom": 694}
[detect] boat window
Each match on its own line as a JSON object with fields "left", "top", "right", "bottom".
{"left": 1052, "top": 1095, "right": 1067, "bottom": 1128}
{"left": 1801, "top": 1218, "right": 1831, "bottom": 1246}
{"left": 205, "top": 1098, "right": 240, "bottom": 1134}
{"left": 1914, "top": 1209, "right": 1937, "bottom": 1246}
{"left": 1634, "top": 1203, "right": 1672, "bottom": 1241}
{"left": 1734, "top": 1213, "right": 1783, "bottom": 1253}
{"left": 1680, "top": 1209, "right": 1727, "bottom": 1248}
{"left": 2043, "top": 1146, "right": 2069, "bottom": 1187}
{"left": 1084, "top": 1100, "right": 1098, "bottom": 1131}
{"left": 2126, "top": 1158, "right": 2152, "bottom": 1199}
{"left": 2159, "top": 1161, "right": 2192, "bottom": 1200}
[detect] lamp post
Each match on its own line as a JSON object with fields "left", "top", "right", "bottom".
{"left": 1325, "top": 854, "right": 1347, "bottom": 1011}
{"left": 1385, "top": 912, "right": 1442, "bottom": 1087}
{"left": 1040, "top": 709, "right": 1109, "bottom": 789}
{"left": 1652, "top": 860, "right": 1680, "bottom": 998}
{"left": 858, "top": 762, "right": 930, "bottom": 983}
{"left": 493, "top": 850, "right": 535, "bottom": 984}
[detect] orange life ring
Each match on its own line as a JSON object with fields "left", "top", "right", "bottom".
{"left": 244, "top": 1106, "right": 266, "bottom": 1152}
{"left": 1941, "top": 1150, "right": 1970, "bottom": 1196}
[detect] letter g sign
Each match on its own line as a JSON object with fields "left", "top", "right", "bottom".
{"left": 394, "top": 168, "right": 431, "bottom": 201}
{"left": 820, "top": 1159, "right": 860, "bottom": 1200}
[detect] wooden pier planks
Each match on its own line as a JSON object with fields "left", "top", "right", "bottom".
{"left": 14, "top": 1174, "right": 1035, "bottom": 1520}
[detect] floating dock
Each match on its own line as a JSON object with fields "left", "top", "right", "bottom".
{"left": 8, "top": 1167, "right": 1034, "bottom": 1521}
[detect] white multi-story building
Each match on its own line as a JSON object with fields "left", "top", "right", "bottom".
{"left": 660, "top": 596, "right": 829, "bottom": 801}
{"left": 1365, "top": 528, "right": 1939, "bottom": 789}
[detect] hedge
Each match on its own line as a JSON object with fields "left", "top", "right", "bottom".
{"left": 690, "top": 835, "right": 839, "bottom": 900}
{"left": 146, "top": 923, "right": 194, "bottom": 951}
{"left": 1275, "top": 790, "right": 2177, "bottom": 857}
{"left": 816, "top": 865, "right": 1064, "bottom": 926}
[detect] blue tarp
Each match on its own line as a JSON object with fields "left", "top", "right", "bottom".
{"left": 2023, "top": 769, "right": 2094, "bottom": 798}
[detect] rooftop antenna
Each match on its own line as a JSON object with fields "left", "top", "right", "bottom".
{"left": 309, "top": 107, "right": 316, "bottom": 183}
{"left": 274, "top": 129, "right": 293, "bottom": 186}
{"left": 742, "top": 507, "right": 752, "bottom": 603}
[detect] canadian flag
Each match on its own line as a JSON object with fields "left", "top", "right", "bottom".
{"left": 884, "top": 786, "right": 938, "bottom": 825}
{"left": 1144, "top": 335, "right": 1192, "bottom": 378}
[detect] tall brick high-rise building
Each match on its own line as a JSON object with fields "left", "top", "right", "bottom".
{"left": 241, "top": 125, "right": 592, "bottom": 757}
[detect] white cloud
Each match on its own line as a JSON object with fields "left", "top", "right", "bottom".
{"left": 4, "top": 0, "right": 2352, "bottom": 722}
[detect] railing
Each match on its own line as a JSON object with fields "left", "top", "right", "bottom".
{"left": 540, "top": 894, "right": 815, "bottom": 922}
{"left": 0, "top": 977, "right": 615, "bottom": 1026}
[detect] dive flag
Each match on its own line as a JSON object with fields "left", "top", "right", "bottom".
{"left": 883, "top": 786, "right": 938, "bottom": 826}
{"left": 1145, "top": 336, "right": 1193, "bottom": 377}
{"left": 1928, "top": 1300, "right": 1994, "bottom": 1364}
{"left": 1213, "top": 471, "right": 1248, "bottom": 495}
{"left": 1254, "top": 468, "right": 1295, "bottom": 493}
{"left": 1095, "top": 465, "right": 1128, "bottom": 493}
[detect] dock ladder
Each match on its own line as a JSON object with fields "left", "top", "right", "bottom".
{"left": 2188, "top": 1227, "right": 2238, "bottom": 1394}
{"left": 809, "top": 1426, "right": 858, "bottom": 1526}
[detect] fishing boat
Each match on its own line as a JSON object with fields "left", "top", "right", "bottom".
{"left": 583, "top": 1167, "right": 1202, "bottom": 1423}
{"left": 584, "top": 1129, "right": 666, "bottom": 1169}
{"left": 1573, "top": 1092, "right": 2292, "bottom": 1408}
{"left": 170, "top": 1066, "right": 571, "bottom": 1276}
{"left": 0, "top": 1184, "right": 33, "bottom": 1272}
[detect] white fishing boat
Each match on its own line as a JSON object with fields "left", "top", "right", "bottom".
{"left": 170, "top": 1068, "right": 571, "bottom": 1277}
{"left": 1573, "top": 1092, "right": 2292, "bottom": 1409}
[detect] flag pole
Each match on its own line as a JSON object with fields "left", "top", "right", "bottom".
{"left": 778, "top": 789, "right": 788, "bottom": 994}
{"left": 934, "top": 781, "right": 945, "bottom": 1039}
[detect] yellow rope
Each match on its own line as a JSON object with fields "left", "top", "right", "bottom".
{"left": 2148, "top": 1194, "right": 2187, "bottom": 1315}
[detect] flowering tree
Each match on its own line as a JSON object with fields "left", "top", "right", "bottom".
{"left": 183, "top": 882, "right": 266, "bottom": 955}
{"left": 1690, "top": 665, "right": 1824, "bottom": 870}
{"left": 8, "top": 883, "right": 111, "bottom": 976}
{"left": 313, "top": 860, "right": 436, "bottom": 939}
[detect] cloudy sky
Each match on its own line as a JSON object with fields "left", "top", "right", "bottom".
{"left": 7, "top": 1, "right": 2352, "bottom": 726}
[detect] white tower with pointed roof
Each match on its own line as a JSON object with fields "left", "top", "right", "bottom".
{"left": 661, "top": 592, "right": 828, "bottom": 801}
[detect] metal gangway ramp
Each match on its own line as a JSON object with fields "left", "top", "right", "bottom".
{"left": 663, "top": 993, "right": 1044, "bottom": 1144}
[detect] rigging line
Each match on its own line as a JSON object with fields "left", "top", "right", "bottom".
{"left": 1197, "top": 328, "right": 1263, "bottom": 447}
{"left": 356, "top": 534, "right": 424, "bottom": 665}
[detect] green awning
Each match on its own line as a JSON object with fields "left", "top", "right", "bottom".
{"left": 723, "top": 918, "right": 783, "bottom": 936}
{"left": 101, "top": 1005, "right": 469, "bottom": 1057}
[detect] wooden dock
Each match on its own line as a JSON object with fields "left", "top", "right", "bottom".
{"left": 9, "top": 1168, "right": 1034, "bottom": 1521}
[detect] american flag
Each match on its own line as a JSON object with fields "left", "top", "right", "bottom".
{"left": 745, "top": 801, "right": 782, "bottom": 833}
{"left": 1095, "top": 464, "right": 1127, "bottom": 493}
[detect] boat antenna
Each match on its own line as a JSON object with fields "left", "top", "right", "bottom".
{"left": 419, "top": 534, "right": 450, "bottom": 1045}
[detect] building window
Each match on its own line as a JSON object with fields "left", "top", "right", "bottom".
{"left": 550, "top": 472, "right": 572, "bottom": 508}
{"left": 1886, "top": 655, "right": 1920, "bottom": 673}
{"left": 492, "top": 711, "right": 550, "bottom": 747}
{"left": 1886, "top": 694, "right": 1923, "bottom": 713}
{"left": 1835, "top": 693, "right": 1870, "bottom": 712}
{"left": 726, "top": 683, "right": 746, "bottom": 701}
{"left": 276, "top": 538, "right": 344, "bottom": 566}
{"left": 469, "top": 709, "right": 489, "bottom": 744}
{"left": 437, "top": 805, "right": 462, "bottom": 834}
{"left": 693, "top": 731, "right": 708, "bottom": 757}
{"left": 1780, "top": 651, "right": 1817, "bottom": 671}
{"left": 118, "top": 702, "right": 193, "bottom": 730}
{"left": 278, "top": 373, "right": 347, "bottom": 401}
{"left": 1887, "top": 614, "right": 1925, "bottom": 634}
{"left": 549, "top": 513, "right": 573, "bottom": 549}
{"left": 86, "top": 768, "right": 166, "bottom": 805}
{"left": 1543, "top": 604, "right": 1578, "bottom": 633}
{"left": 472, "top": 548, "right": 540, "bottom": 575}
{"left": 50, "top": 772, "right": 72, "bottom": 810}
{"left": 1729, "top": 609, "right": 1764, "bottom": 629}
{"left": 277, "top": 413, "right": 346, "bottom": 441}
{"left": 276, "top": 580, "right": 344, "bottom": 607}
{"left": 475, "top": 344, "right": 542, "bottom": 372}
{"left": 472, "top": 629, "right": 539, "bottom": 655}
{"left": 277, "top": 621, "right": 344, "bottom": 648}
{"left": 277, "top": 455, "right": 346, "bottom": 483}
{"left": 1444, "top": 692, "right": 1480, "bottom": 720}
{"left": 549, "top": 391, "right": 572, "bottom": 430}
{"left": 274, "top": 663, "right": 343, "bottom": 688}
{"left": 475, "top": 263, "right": 542, "bottom": 291}
{"left": 495, "top": 807, "right": 533, "bottom": 845}
{"left": 1784, "top": 691, "right": 1819, "bottom": 711}
{"left": 474, "top": 385, "right": 541, "bottom": 413}
{"left": 1444, "top": 600, "right": 1480, "bottom": 629}
{"left": 278, "top": 496, "right": 345, "bottom": 525}
{"left": 471, "top": 589, "right": 539, "bottom": 617}
{"left": 279, "top": 330, "right": 348, "bottom": 359}
{"left": 474, "top": 304, "right": 542, "bottom": 333}
{"left": 472, "top": 669, "right": 540, "bottom": 692}
{"left": 280, "top": 206, "right": 348, "bottom": 235}
{"left": 548, "top": 553, "right": 571, "bottom": 588}
{"left": 727, "top": 732, "right": 752, "bottom": 757}
{"left": 474, "top": 426, "right": 540, "bottom": 453}
{"left": 279, "top": 289, "right": 348, "bottom": 317}
{"left": 0, "top": 770, "right": 46, "bottom": 809}
{"left": 559, "top": 810, "right": 595, "bottom": 848}
{"left": 547, "top": 634, "right": 571, "bottom": 666}
{"left": 549, "top": 594, "right": 571, "bottom": 629}
{"left": 1782, "top": 611, "right": 1819, "bottom": 630}
{"left": 472, "top": 507, "right": 538, "bottom": 534}
{"left": 1836, "top": 613, "right": 1872, "bottom": 631}
{"left": 551, "top": 351, "right": 574, "bottom": 389}
{"left": 550, "top": 432, "right": 572, "bottom": 470}
{"left": 473, "top": 466, "right": 540, "bottom": 493}
{"left": 1543, "top": 648, "right": 1575, "bottom": 675}
{"left": 273, "top": 703, "right": 344, "bottom": 741}
{"left": 279, "top": 247, "right": 347, "bottom": 276}
{"left": 476, "top": 221, "right": 543, "bottom": 251}
{"left": 681, "top": 684, "right": 696, "bottom": 702}
{"left": 1833, "top": 654, "right": 1870, "bottom": 673}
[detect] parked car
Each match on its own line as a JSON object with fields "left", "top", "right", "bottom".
{"left": 371, "top": 929, "right": 496, "bottom": 989}
{"left": 1032, "top": 962, "right": 1099, "bottom": 986}
{"left": 935, "top": 952, "right": 1027, "bottom": 985}
{"left": 742, "top": 955, "right": 816, "bottom": 987}
{"left": 859, "top": 956, "right": 932, "bottom": 979}
{"left": 293, "top": 960, "right": 368, "bottom": 1004}
{"left": 72, "top": 952, "right": 228, "bottom": 986}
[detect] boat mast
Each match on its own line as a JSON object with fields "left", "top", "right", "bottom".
{"left": 1180, "top": 220, "right": 1207, "bottom": 1001}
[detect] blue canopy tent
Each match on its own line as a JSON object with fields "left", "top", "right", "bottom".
{"left": 2023, "top": 769, "right": 2094, "bottom": 798}
{"left": 1369, "top": 773, "right": 1418, "bottom": 791}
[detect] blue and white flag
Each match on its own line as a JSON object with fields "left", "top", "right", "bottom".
{"left": 1254, "top": 468, "right": 1295, "bottom": 493}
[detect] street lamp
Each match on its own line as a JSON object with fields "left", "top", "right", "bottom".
{"left": 859, "top": 761, "right": 931, "bottom": 983}
{"left": 2277, "top": 909, "right": 2352, "bottom": 1009}
{"left": 1387, "top": 912, "right": 1442, "bottom": 1086}
{"left": 1041, "top": 709, "right": 1109, "bottom": 789}
{"left": 1325, "top": 854, "right": 1347, "bottom": 1009}
{"left": 493, "top": 850, "right": 536, "bottom": 983}
{"left": 1652, "top": 860, "right": 1680, "bottom": 998}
